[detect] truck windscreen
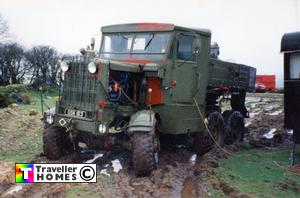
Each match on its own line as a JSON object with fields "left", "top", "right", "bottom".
{"left": 100, "top": 32, "right": 171, "bottom": 60}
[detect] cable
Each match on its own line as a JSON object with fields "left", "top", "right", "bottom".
{"left": 120, "top": 88, "right": 138, "bottom": 106}
{"left": 193, "top": 97, "right": 240, "bottom": 156}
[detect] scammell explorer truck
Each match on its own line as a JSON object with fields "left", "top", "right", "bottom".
{"left": 43, "top": 23, "right": 256, "bottom": 176}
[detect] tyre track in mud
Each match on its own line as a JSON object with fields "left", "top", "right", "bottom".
{"left": 98, "top": 144, "right": 244, "bottom": 198}
{"left": 0, "top": 145, "right": 240, "bottom": 198}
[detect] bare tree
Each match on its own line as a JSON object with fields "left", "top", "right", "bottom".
{"left": 0, "top": 43, "right": 27, "bottom": 85}
{"left": 25, "top": 46, "right": 59, "bottom": 86}
{"left": 0, "top": 14, "right": 10, "bottom": 43}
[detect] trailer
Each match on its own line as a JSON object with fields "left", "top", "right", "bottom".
{"left": 281, "top": 31, "right": 300, "bottom": 165}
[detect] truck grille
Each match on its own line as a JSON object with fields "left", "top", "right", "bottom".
{"left": 60, "top": 61, "right": 97, "bottom": 115}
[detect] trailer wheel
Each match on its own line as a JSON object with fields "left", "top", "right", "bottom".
{"left": 43, "top": 126, "right": 73, "bottom": 160}
{"left": 207, "top": 111, "right": 226, "bottom": 148}
{"left": 226, "top": 111, "right": 245, "bottom": 144}
{"left": 132, "top": 131, "right": 159, "bottom": 176}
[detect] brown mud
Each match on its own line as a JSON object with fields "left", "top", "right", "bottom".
{"left": 0, "top": 93, "right": 289, "bottom": 197}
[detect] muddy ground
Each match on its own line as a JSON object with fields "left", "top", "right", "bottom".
{"left": 0, "top": 93, "right": 293, "bottom": 198}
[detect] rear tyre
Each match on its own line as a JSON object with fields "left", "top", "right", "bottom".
{"left": 222, "top": 110, "right": 233, "bottom": 124}
{"left": 43, "top": 126, "right": 73, "bottom": 160}
{"left": 207, "top": 111, "right": 226, "bottom": 148}
{"left": 225, "top": 111, "right": 245, "bottom": 144}
{"left": 132, "top": 131, "right": 159, "bottom": 176}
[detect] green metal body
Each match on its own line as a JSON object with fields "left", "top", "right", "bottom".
{"left": 52, "top": 23, "right": 256, "bottom": 136}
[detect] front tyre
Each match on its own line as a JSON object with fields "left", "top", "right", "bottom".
{"left": 132, "top": 132, "right": 159, "bottom": 176}
{"left": 43, "top": 126, "right": 73, "bottom": 160}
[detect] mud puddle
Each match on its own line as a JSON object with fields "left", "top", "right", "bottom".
{"left": 245, "top": 93, "right": 292, "bottom": 148}
{"left": 181, "top": 177, "right": 198, "bottom": 198}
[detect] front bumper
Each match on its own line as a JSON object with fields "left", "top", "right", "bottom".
{"left": 53, "top": 105, "right": 137, "bottom": 134}
{"left": 53, "top": 114, "right": 100, "bottom": 133}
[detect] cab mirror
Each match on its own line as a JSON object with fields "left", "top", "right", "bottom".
{"left": 91, "top": 37, "right": 95, "bottom": 50}
{"left": 193, "top": 35, "right": 201, "bottom": 55}
{"left": 193, "top": 46, "right": 200, "bottom": 55}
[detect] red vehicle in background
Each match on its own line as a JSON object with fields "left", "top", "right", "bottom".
{"left": 255, "top": 75, "right": 276, "bottom": 92}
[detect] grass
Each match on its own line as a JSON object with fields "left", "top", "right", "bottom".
{"left": 19, "top": 87, "right": 59, "bottom": 112}
{"left": 0, "top": 131, "right": 42, "bottom": 162}
{"left": 0, "top": 87, "right": 58, "bottom": 162}
{"left": 215, "top": 145, "right": 300, "bottom": 198}
{"left": 0, "top": 86, "right": 105, "bottom": 197}
{"left": 0, "top": 116, "right": 43, "bottom": 162}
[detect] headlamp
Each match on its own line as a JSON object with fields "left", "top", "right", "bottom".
{"left": 88, "top": 62, "right": 97, "bottom": 74}
{"left": 98, "top": 124, "right": 107, "bottom": 134}
{"left": 46, "top": 115, "right": 54, "bottom": 124}
{"left": 60, "top": 61, "right": 69, "bottom": 72}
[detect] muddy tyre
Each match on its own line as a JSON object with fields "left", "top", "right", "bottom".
{"left": 132, "top": 132, "right": 158, "bottom": 176}
{"left": 222, "top": 110, "right": 232, "bottom": 124}
{"left": 193, "top": 132, "right": 211, "bottom": 155}
{"left": 225, "top": 111, "right": 245, "bottom": 144}
{"left": 43, "top": 126, "right": 72, "bottom": 160}
{"left": 207, "top": 111, "right": 226, "bottom": 148}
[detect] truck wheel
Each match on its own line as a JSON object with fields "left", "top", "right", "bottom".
{"left": 43, "top": 126, "right": 73, "bottom": 160}
{"left": 132, "top": 132, "right": 159, "bottom": 176}
{"left": 223, "top": 110, "right": 234, "bottom": 144}
{"left": 226, "top": 111, "right": 245, "bottom": 144}
{"left": 193, "top": 132, "right": 211, "bottom": 155}
{"left": 207, "top": 111, "right": 225, "bottom": 148}
{"left": 222, "top": 110, "right": 232, "bottom": 124}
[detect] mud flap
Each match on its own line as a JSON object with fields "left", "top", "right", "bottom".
{"left": 127, "top": 110, "right": 156, "bottom": 133}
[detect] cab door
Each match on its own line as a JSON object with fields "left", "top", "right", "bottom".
{"left": 171, "top": 32, "right": 200, "bottom": 103}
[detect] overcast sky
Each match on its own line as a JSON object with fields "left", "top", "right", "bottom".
{"left": 1, "top": 0, "right": 300, "bottom": 87}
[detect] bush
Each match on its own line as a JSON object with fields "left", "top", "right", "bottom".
{"left": 0, "top": 84, "right": 28, "bottom": 95}
{"left": 21, "top": 92, "right": 31, "bottom": 104}
{"left": 0, "top": 84, "right": 31, "bottom": 107}
{"left": 0, "top": 92, "right": 13, "bottom": 108}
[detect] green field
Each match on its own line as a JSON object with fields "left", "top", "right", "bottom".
{"left": 0, "top": 87, "right": 58, "bottom": 162}
{"left": 215, "top": 145, "right": 300, "bottom": 197}
{"left": 19, "top": 87, "right": 58, "bottom": 112}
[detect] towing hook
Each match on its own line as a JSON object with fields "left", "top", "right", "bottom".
{"left": 65, "top": 118, "right": 74, "bottom": 132}
{"left": 64, "top": 119, "right": 79, "bottom": 150}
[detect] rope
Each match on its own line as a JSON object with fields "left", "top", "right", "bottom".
{"left": 193, "top": 97, "right": 240, "bottom": 157}
{"left": 120, "top": 88, "right": 138, "bottom": 106}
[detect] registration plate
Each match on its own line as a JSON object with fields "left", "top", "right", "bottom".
{"left": 64, "top": 109, "right": 86, "bottom": 118}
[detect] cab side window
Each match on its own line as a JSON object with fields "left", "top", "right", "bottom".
{"left": 290, "top": 52, "right": 300, "bottom": 79}
{"left": 177, "top": 34, "right": 194, "bottom": 61}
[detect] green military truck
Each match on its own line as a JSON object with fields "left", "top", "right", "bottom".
{"left": 43, "top": 23, "right": 256, "bottom": 175}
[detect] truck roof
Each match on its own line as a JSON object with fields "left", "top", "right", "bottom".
{"left": 101, "top": 23, "right": 211, "bottom": 36}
